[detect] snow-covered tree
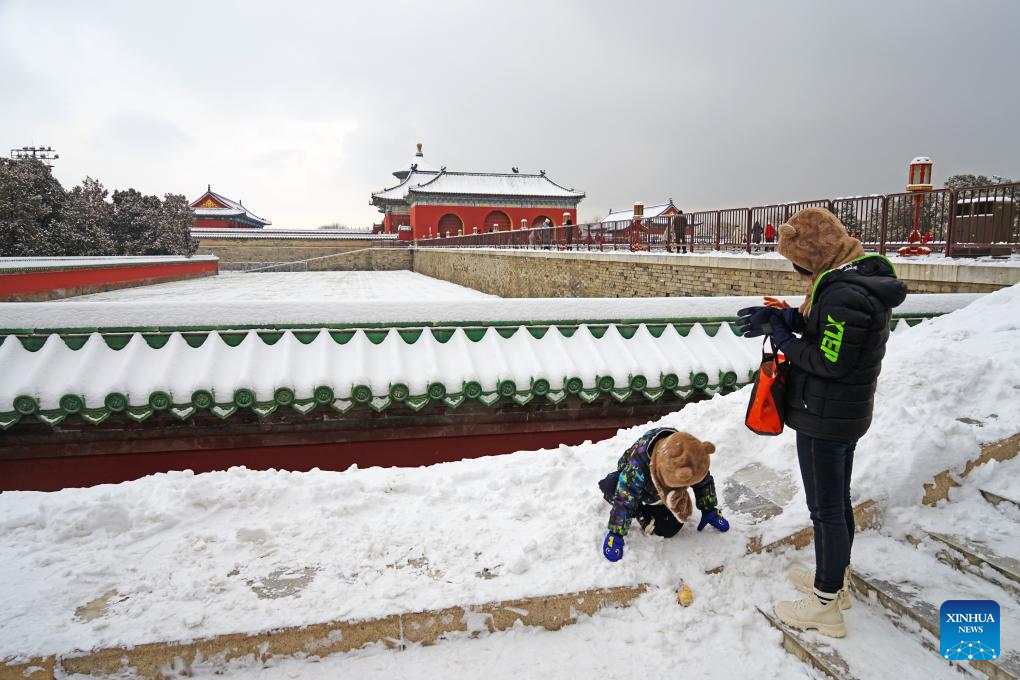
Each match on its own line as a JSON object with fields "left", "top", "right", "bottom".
{"left": 0, "top": 158, "right": 65, "bottom": 256}
{"left": 156, "top": 193, "right": 198, "bottom": 256}
{"left": 55, "top": 177, "right": 116, "bottom": 256}
{"left": 834, "top": 200, "right": 861, "bottom": 235}
{"left": 111, "top": 189, "right": 196, "bottom": 256}
{"left": 110, "top": 189, "right": 163, "bottom": 255}
{"left": 944, "top": 174, "right": 1013, "bottom": 190}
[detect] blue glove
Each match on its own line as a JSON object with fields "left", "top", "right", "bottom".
{"left": 768, "top": 313, "right": 795, "bottom": 350}
{"left": 736, "top": 306, "right": 774, "bottom": 338}
{"left": 776, "top": 307, "right": 805, "bottom": 333}
{"left": 603, "top": 532, "right": 624, "bottom": 562}
{"left": 697, "top": 509, "right": 730, "bottom": 533}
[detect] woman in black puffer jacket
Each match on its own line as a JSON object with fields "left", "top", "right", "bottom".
{"left": 739, "top": 207, "right": 907, "bottom": 638}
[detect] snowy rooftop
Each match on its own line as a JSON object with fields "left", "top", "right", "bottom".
{"left": 0, "top": 291, "right": 977, "bottom": 429}
{"left": 189, "top": 189, "right": 271, "bottom": 225}
{"left": 371, "top": 170, "right": 439, "bottom": 202}
{"left": 373, "top": 170, "right": 584, "bottom": 203}
{"left": 408, "top": 170, "right": 584, "bottom": 199}
{"left": 392, "top": 143, "right": 441, "bottom": 179}
{"left": 0, "top": 319, "right": 773, "bottom": 427}
{"left": 603, "top": 201, "right": 676, "bottom": 223}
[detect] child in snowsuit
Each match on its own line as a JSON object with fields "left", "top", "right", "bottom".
{"left": 598, "top": 428, "right": 729, "bottom": 562}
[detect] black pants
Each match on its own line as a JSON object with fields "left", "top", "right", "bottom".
{"left": 797, "top": 431, "right": 857, "bottom": 593}
{"left": 673, "top": 225, "right": 687, "bottom": 251}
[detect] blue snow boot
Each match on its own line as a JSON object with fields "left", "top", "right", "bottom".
{"left": 603, "top": 532, "right": 624, "bottom": 562}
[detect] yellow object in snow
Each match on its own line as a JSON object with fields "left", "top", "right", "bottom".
{"left": 675, "top": 582, "right": 694, "bottom": 607}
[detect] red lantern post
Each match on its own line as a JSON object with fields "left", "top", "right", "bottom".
{"left": 629, "top": 202, "right": 647, "bottom": 252}
{"left": 899, "top": 156, "right": 933, "bottom": 256}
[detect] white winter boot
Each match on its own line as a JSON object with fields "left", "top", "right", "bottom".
{"left": 787, "top": 565, "right": 852, "bottom": 610}
{"left": 773, "top": 588, "right": 847, "bottom": 638}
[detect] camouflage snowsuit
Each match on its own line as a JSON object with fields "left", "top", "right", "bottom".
{"left": 601, "top": 427, "right": 718, "bottom": 536}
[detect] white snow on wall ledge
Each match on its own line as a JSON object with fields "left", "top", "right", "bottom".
{"left": 0, "top": 322, "right": 772, "bottom": 411}
{"left": 0, "top": 293, "right": 980, "bottom": 330}
{"left": 0, "top": 255, "right": 218, "bottom": 272}
{"left": 0, "top": 285, "right": 1017, "bottom": 658}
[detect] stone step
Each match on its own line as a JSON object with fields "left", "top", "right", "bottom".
{"left": 757, "top": 607, "right": 862, "bottom": 680}
{"left": 758, "top": 597, "right": 967, "bottom": 680}
{"left": 0, "top": 584, "right": 647, "bottom": 680}
{"left": 850, "top": 569, "right": 1020, "bottom": 680}
{"left": 980, "top": 489, "right": 1020, "bottom": 512}
{"left": 928, "top": 531, "right": 1020, "bottom": 596}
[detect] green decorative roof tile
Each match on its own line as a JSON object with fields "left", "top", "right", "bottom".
{"left": 398, "top": 328, "right": 423, "bottom": 344}
{"left": 59, "top": 394, "right": 84, "bottom": 414}
{"left": 526, "top": 326, "right": 549, "bottom": 339}
{"left": 256, "top": 331, "right": 283, "bottom": 345}
{"left": 183, "top": 333, "right": 209, "bottom": 348}
{"left": 232, "top": 388, "right": 256, "bottom": 408}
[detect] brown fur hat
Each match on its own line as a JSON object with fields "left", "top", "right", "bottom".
{"left": 778, "top": 207, "right": 864, "bottom": 314}
{"left": 649, "top": 432, "right": 716, "bottom": 523}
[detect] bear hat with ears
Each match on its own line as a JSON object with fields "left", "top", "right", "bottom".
{"left": 649, "top": 432, "right": 716, "bottom": 523}
{"left": 778, "top": 207, "right": 864, "bottom": 314}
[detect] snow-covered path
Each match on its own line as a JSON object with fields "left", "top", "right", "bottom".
{"left": 59, "top": 271, "right": 496, "bottom": 302}
{"left": 3, "top": 284, "right": 1019, "bottom": 672}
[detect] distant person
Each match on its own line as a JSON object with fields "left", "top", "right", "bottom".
{"left": 543, "top": 218, "right": 553, "bottom": 250}
{"left": 674, "top": 210, "right": 689, "bottom": 253}
{"left": 564, "top": 216, "right": 574, "bottom": 249}
{"left": 752, "top": 221, "right": 764, "bottom": 251}
{"left": 737, "top": 207, "right": 907, "bottom": 638}
{"left": 764, "top": 222, "right": 776, "bottom": 252}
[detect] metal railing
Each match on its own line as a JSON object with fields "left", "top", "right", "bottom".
{"left": 414, "top": 182, "right": 1020, "bottom": 257}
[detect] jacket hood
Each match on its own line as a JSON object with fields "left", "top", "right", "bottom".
{"left": 814, "top": 254, "right": 908, "bottom": 309}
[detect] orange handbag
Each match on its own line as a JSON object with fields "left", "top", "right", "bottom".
{"left": 744, "top": 339, "right": 789, "bottom": 436}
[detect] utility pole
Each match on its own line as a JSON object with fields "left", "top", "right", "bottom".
{"left": 10, "top": 146, "right": 60, "bottom": 167}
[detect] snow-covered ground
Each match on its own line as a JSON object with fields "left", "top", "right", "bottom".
{"left": 57, "top": 271, "right": 495, "bottom": 303}
{"left": 2, "top": 284, "right": 1018, "bottom": 670}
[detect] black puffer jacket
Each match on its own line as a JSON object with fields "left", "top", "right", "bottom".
{"left": 783, "top": 255, "right": 908, "bottom": 442}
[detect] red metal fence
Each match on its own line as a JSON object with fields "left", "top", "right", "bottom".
{"left": 415, "top": 182, "right": 1020, "bottom": 257}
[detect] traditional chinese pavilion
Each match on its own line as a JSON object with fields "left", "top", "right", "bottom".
{"left": 190, "top": 186, "right": 271, "bottom": 229}
{"left": 602, "top": 199, "right": 680, "bottom": 223}
{"left": 371, "top": 144, "right": 584, "bottom": 238}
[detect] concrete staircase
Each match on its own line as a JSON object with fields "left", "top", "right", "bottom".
{"left": 762, "top": 441, "right": 1020, "bottom": 680}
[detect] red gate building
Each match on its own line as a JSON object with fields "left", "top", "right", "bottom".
{"left": 190, "top": 186, "right": 271, "bottom": 229}
{"left": 371, "top": 144, "right": 584, "bottom": 239}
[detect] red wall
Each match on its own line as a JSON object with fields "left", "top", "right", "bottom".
{"left": 410, "top": 205, "right": 577, "bottom": 239}
{"left": 0, "top": 425, "right": 624, "bottom": 492}
{"left": 382, "top": 211, "right": 410, "bottom": 235}
{"left": 0, "top": 260, "right": 219, "bottom": 300}
{"left": 193, "top": 218, "right": 261, "bottom": 229}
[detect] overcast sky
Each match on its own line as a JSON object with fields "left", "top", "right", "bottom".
{"left": 2, "top": 0, "right": 1018, "bottom": 229}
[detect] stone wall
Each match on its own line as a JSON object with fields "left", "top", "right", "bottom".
{"left": 305, "top": 248, "right": 412, "bottom": 271}
{"left": 411, "top": 249, "right": 1020, "bottom": 298}
{"left": 196, "top": 237, "right": 384, "bottom": 265}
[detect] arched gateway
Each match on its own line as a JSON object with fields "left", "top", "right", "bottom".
{"left": 484, "top": 210, "right": 511, "bottom": 232}
{"left": 437, "top": 213, "right": 462, "bottom": 237}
